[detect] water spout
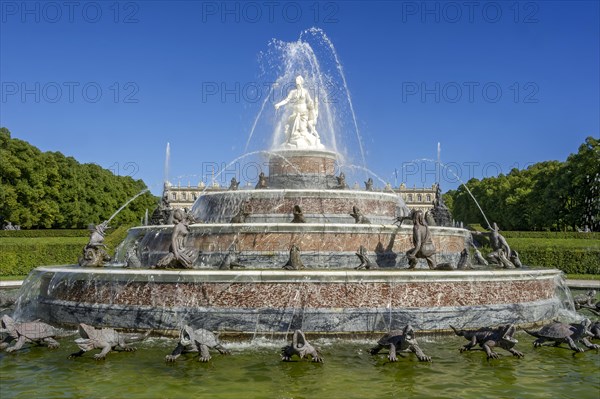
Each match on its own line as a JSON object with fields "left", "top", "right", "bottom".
{"left": 107, "top": 189, "right": 150, "bottom": 223}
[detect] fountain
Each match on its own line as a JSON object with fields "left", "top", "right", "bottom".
{"left": 12, "top": 32, "right": 569, "bottom": 337}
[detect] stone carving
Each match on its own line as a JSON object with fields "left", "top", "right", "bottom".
{"left": 283, "top": 244, "right": 304, "bottom": 270}
{"left": 255, "top": 172, "right": 269, "bottom": 189}
{"left": 291, "top": 205, "right": 306, "bottom": 223}
{"left": 524, "top": 319, "right": 599, "bottom": 353}
{"left": 0, "top": 315, "right": 60, "bottom": 352}
{"left": 155, "top": 209, "right": 197, "bottom": 269}
{"left": 78, "top": 221, "right": 111, "bottom": 267}
{"left": 364, "top": 178, "right": 374, "bottom": 191}
{"left": 406, "top": 210, "right": 436, "bottom": 269}
{"left": 370, "top": 325, "right": 431, "bottom": 362}
{"left": 165, "top": 326, "right": 229, "bottom": 362}
{"left": 591, "top": 321, "right": 600, "bottom": 339}
{"left": 473, "top": 247, "right": 489, "bottom": 266}
{"left": 511, "top": 250, "right": 523, "bottom": 268}
{"left": 425, "top": 210, "right": 436, "bottom": 226}
{"left": 218, "top": 249, "right": 244, "bottom": 270}
{"left": 573, "top": 290, "right": 597, "bottom": 310}
{"left": 281, "top": 330, "right": 323, "bottom": 362}
{"left": 350, "top": 206, "right": 370, "bottom": 224}
{"left": 450, "top": 324, "right": 523, "bottom": 359}
{"left": 580, "top": 300, "right": 600, "bottom": 316}
{"left": 472, "top": 223, "right": 520, "bottom": 269}
{"left": 335, "top": 172, "right": 348, "bottom": 189}
{"left": 2, "top": 221, "right": 20, "bottom": 230}
{"left": 229, "top": 177, "right": 240, "bottom": 191}
{"left": 456, "top": 248, "right": 472, "bottom": 270}
{"left": 125, "top": 239, "right": 142, "bottom": 268}
{"left": 274, "top": 75, "right": 324, "bottom": 150}
{"left": 150, "top": 190, "right": 173, "bottom": 225}
{"left": 355, "top": 245, "right": 378, "bottom": 270}
{"left": 231, "top": 200, "right": 251, "bottom": 223}
{"left": 69, "top": 323, "right": 150, "bottom": 360}
{"left": 0, "top": 291, "right": 16, "bottom": 310}
{"left": 435, "top": 248, "right": 470, "bottom": 271}
{"left": 430, "top": 184, "right": 453, "bottom": 227}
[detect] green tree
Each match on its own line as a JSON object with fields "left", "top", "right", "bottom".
{"left": 0, "top": 127, "right": 157, "bottom": 229}
{"left": 445, "top": 137, "right": 599, "bottom": 231}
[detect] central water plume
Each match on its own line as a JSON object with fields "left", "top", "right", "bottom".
{"left": 245, "top": 28, "right": 366, "bottom": 170}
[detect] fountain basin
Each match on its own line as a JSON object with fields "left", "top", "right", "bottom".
{"left": 26, "top": 266, "right": 565, "bottom": 334}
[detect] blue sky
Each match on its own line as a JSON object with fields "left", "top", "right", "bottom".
{"left": 1, "top": 1, "right": 598, "bottom": 195}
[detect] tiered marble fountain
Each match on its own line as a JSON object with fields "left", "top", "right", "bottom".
{"left": 16, "top": 73, "right": 567, "bottom": 336}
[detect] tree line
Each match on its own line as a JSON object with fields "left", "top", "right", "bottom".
{"left": 445, "top": 137, "right": 599, "bottom": 231}
{"left": 0, "top": 127, "right": 157, "bottom": 229}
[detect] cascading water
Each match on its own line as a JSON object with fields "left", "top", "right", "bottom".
{"left": 244, "top": 28, "right": 366, "bottom": 171}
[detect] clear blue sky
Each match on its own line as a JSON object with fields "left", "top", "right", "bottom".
{"left": 1, "top": 1, "right": 598, "bottom": 195}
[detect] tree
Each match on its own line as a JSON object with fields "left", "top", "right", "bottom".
{"left": 445, "top": 137, "right": 599, "bottom": 231}
{"left": 0, "top": 127, "right": 157, "bottom": 229}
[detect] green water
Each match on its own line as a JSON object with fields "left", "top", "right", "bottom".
{"left": 1, "top": 334, "right": 598, "bottom": 399}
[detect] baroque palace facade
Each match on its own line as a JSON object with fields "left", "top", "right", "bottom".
{"left": 163, "top": 181, "right": 438, "bottom": 213}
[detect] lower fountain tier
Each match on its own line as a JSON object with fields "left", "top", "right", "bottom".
{"left": 117, "top": 224, "right": 469, "bottom": 269}
{"left": 24, "top": 267, "right": 567, "bottom": 333}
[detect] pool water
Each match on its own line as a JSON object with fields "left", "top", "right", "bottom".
{"left": 1, "top": 332, "right": 599, "bottom": 399}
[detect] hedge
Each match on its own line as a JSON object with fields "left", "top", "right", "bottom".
{"left": 501, "top": 231, "right": 600, "bottom": 240}
{"left": 0, "top": 225, "right": 138, "bottom": 276}
{"left": 0, "top": 229, "right": 89, "bottom": 238}
{"left": 512, "top": 247, "right": 600, "bottom": 275}
{"left": 0, "top": 239, "right": 87, "bottom": 276}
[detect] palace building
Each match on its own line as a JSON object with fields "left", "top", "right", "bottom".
{"left": 163, "top": 181, "right": 438, "bottom": 213}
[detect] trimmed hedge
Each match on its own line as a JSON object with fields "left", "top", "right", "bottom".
{"left": 502, "top": 231, "right": 600, "bottom": 240}
{"left": 0, "top": 229, "right": 89, "bottom": 238}
{"left": 512, "top": 247, "right": 600, "bottom": 275}
{"left": 0, "top": 238, "right": 87, "bottom": 276}
{"left": 0, "top": 225, "right": 138, "bottom": 276}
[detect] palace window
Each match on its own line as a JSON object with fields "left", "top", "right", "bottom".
{"left": 408, "top": 194, "right": 413, "bottom": 202}
{"left": 171, "top": 193, "right": 177, "bottom": 200}
{"left": 426, "top": 194, "right": 431, "bottom": 202}
{"left": 417, "top": 194, "right": 422, "bottom": 202}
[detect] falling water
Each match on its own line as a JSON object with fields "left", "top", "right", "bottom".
{"left": 244, "top": 86, "right": 274, "bottom": 153}
{"left": 244, "top": 28, "right": 367, "bottom": 169}
{"left": 300, "top": 27, "right": 366, "bottom": 172}
{"left": 338, "top": 164, "right": 388, "bottom": 187}
{"left": 439, "top": 160, "right": 492, "bottom": 230}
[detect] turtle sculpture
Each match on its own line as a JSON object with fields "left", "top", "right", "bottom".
{"left": 0, "top": 315, "right": 61, "bottom": 352}
{"left": 573, "top": 290, "right": 597, "bottom": 310}
{"left": 524, "top": 318, "right": 599, "bottom": 353}
{"left": 450, "top": 324, "right": 523, "bottom": 359}
{"left": 69, "top": 323, "right": 150, "bottom": 360}
{"left": 590, "top": 321, "right": 600, "bottom": 340}
{"left": 281, "top": 330, "right": 323, "bottom": 363}
{"left": 165, "top": 325, "right": 229, "bottom": 362}
{"left": 370, "top": 325, "right": 432, "bottom": 362}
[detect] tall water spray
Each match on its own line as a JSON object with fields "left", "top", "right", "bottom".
{"left": 245, "top": 28, "right": 366, "bottom": 170}
{"left": 164, "top": 142, "right": 171, "bottom": 184}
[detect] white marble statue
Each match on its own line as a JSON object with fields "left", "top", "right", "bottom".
{"left": 274, "top": 75, "right": 324, "bottom": 149}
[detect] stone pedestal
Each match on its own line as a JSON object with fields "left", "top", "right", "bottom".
{"left": 268, "top": 149, "right": 338, "bottom": 189}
